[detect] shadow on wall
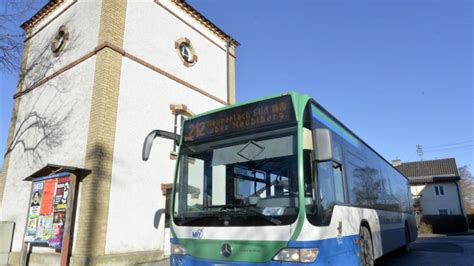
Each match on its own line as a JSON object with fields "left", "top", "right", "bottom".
{"left": 4, "top": 20, "right": 80, "bottom": 170}
{"left": 79, "top": 143, "right": 108, "bottom": 259}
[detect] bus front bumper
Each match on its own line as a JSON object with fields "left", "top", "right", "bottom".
{"left": 170, "top": 255, "right": 314, "bottom": 265}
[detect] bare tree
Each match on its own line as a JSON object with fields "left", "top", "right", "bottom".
{"left": 459, "top": 165, "right": 474, "bottom": 214}
{"left": 0, "top": 0, "right": 41, "bottom": 74}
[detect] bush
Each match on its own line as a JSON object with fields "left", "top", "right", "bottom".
{"left": 417, "top": 215, "right": 468, "bottom": 234}
{"left": 418, "top": 221, "right": 433, "bottom": 234}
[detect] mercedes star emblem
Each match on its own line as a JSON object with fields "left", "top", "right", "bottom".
{"left": 221, "top": 243, "right": 232, "bottom": 257}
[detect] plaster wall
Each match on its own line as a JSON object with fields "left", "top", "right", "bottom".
{"left": 413, "top": 183, "right": 462, "bottom": 215}
{"left": 0, "top": 0, "right": 102, "bottom": 254}
{"left": 24, "top": 0, "right": 102, "bottom": 87}
{"left": 105, "top": 57, "right": 224, "bottom": 253}
{"left": 122, "top": 0, "right": 229, "bottom": 103}
{"left": 0, "top": 57, "right": 96, "bottom": 252}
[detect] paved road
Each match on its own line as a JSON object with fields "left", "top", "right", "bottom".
{"left": 376, "top": 233, "right": 474, "bottom": 266}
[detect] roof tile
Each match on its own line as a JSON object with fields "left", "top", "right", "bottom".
{"left": 395, "top": 158, "right": 459, "bottom": 178}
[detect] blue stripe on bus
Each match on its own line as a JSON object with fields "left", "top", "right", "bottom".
{"left": 288, "top": 234, "right": 360, "bottom": 265}
{"left": 170, "top": 234, "right": 360, "bottom": 266}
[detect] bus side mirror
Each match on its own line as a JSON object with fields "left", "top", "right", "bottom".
{"left": 142, "top": 130, "right": 180, "bottom": 161}
{"left": 314, "top": 128, "right": 333, "bottom": 161}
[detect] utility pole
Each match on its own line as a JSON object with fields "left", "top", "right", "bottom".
{"left": 416, "top": 144, "right": 424, "bottom": 161}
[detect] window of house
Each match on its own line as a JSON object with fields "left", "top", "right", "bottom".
{"left": 438, "top": 209, "right": 448, "bottom": 215}
{"left": 434, "top": 185, "right": 445, "bottom": 196}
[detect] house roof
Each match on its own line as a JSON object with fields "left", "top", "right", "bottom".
{"left": 21, "top": 0, "right": 63, "bottom": 30}
{"left": 405, "top": 175, "right": 460, "bottom": 185}
{"left": 395, "top": 158, "right": 460, "bottom": 185}
{"left": 172, "top": 0, "right": 239, "bottom": 47}
{"left": 20, "top": 0, "right": 239, "bottom": 47}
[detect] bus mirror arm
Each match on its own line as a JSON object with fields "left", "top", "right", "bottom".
{"left": 142, "top": 129, "right": 180, "bottom": 161}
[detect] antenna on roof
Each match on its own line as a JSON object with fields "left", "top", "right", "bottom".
{"left": 416, "top": 144, "right": 424, "bottom": 161}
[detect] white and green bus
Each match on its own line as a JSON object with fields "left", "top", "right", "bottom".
{"left": 143, "top": 92, "right": 416, "bottom": 265}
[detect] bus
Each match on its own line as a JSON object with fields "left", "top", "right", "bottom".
{"left": 142, "top": 92, "right": 417, "bottom": 265}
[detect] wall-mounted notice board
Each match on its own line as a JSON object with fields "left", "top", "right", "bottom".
{"left": 24, "top": 172, "right": 71, "bottom": 249}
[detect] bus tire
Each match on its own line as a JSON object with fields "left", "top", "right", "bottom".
{"left": 359, "top": 226, "right": 374, "bottom": 266}
{"left": 401, "top": 224, "right": 411, "bottom": 254}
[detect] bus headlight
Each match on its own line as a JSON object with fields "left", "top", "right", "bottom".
{"left": 171, "top": 244, "right": 188, "bottom": 255}
{"left": 273, "top": 248, "right": 319, "bottom": 263}
{"left": 300, "top": 248, "right": 319, "bottom": 262}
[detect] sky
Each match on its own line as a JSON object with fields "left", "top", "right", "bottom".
{"left": 0, "top": 0, "right": 473, "bottom": 170}
{"left": 187, "top": 0, "right": 473, "bottom": 168}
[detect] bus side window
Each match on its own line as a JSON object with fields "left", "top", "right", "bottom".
{"left": 331, "top": 141, "right": 345, "bottom": 203}
{"left": 332, "top": 163, "right": 344, "bottom": 203}
{"left": 317, "top": 162, "right": 344, "bottom": 204}
{"left": 316, "top": 161, "right": 345, "bottom": 225}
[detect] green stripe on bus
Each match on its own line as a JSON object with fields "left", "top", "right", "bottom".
{"left": 178, "top": 238, "right": 287, "bottom": 262}
{"left": 289, "top": 92, "right": 311, "bottom": 241}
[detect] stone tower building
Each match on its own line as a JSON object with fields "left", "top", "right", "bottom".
{"left": 0, "top": 0, "right": 237, "bottom": 264}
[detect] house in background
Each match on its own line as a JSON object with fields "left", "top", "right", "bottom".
{"left": 393, "top": 158, "right": 468, "bottom": 233}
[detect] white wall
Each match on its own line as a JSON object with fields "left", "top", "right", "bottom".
{"left": 412, "top": 183, "right": 462, "bottom": 215}
{"left": 122, "top": 0, "right": 229, "bottom": 103}
{"left": 0, "top": 0, "right": 101, "bottom": 252}
{"left": 1, "top": 57, "right": 96, "bottom": 252}
{"left": 105, "top": 57, "right": 224, "bottom": 253}
{"left": 104, "top": 0, "right": 230, "bottom": 253}
{"left": 2, "top": 0, "right": 232, "bottom": 255}
{"left": 25, "top": 0, "right": 102, "bottom": 87}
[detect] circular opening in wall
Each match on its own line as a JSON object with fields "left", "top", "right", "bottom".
{"left": 175, "top": 38, "right": 197, "bottom": 67}
{"left": 179, "top": 42, "right": 193, "bottom": 63}
{"left": 51, "top": 26, "right": 69, "bottom": 57}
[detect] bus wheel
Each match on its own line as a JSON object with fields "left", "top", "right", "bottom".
{"left": 401, "top": 224, "right": 411, "bottom": 254}
{"left": 359, "top": 226, "right": 374, "bottom": 266}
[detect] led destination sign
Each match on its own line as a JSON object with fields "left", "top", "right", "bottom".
{"left": 184, "top": 95, "right": 295, "bottom": 143}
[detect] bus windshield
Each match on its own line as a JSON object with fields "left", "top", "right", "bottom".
{"left": 173, "top": 127, "right": 298, "bottom": 227}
